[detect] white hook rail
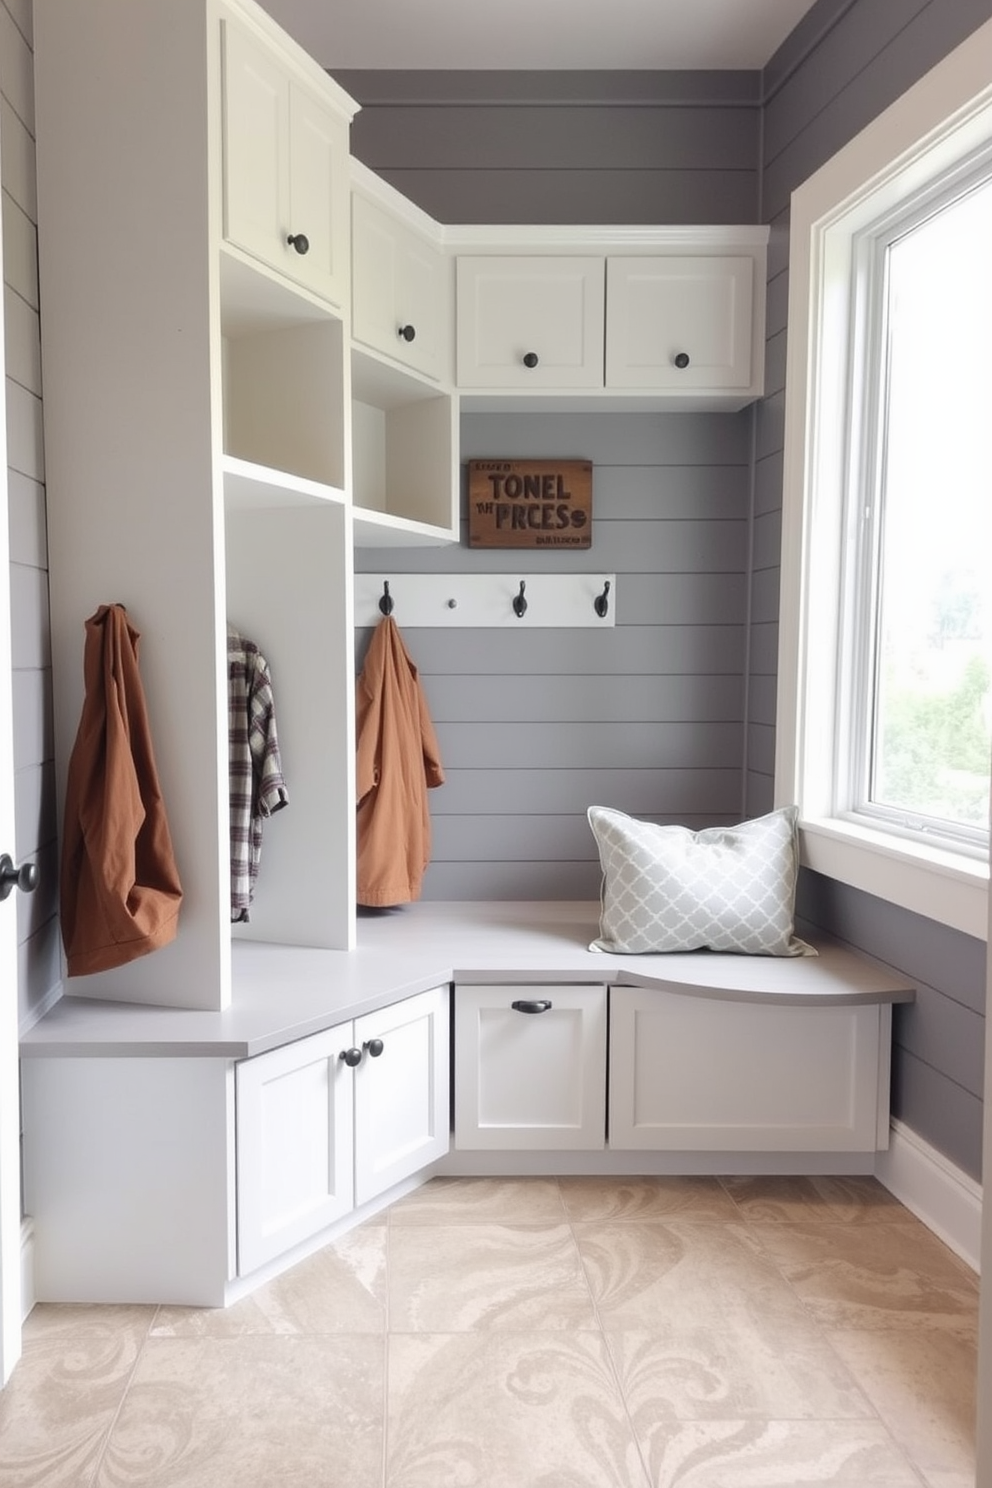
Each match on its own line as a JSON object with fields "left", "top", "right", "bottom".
{"left": 354, "top": 573, "right": 616, "bottom": 628}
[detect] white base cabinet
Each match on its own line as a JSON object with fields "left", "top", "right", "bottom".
{"left": 236, "top": 984, "right": 450, "bottom": 1275}
{"left": 22, "top": 987, "right": 450, "bottom": 1304}
{"left": 609, "top": 987, "right": 890, "bottom": 1154}
{"left": 453, "top": 984, "right": 607, "bottom": 1150}
{"left": 451, "top": 982, "right": 891, "bottom": 1162}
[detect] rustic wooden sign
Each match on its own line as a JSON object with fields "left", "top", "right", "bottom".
{"left": 468, "top": 460, "right": 592, "bottom": 549}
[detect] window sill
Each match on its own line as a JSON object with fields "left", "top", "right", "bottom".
{"left": 799, "top": 816, "right": 989, "bottom": 941}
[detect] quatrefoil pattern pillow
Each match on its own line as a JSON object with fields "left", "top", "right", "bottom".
{"left": 587, "top": 805, "right": 814, "bottom": 956}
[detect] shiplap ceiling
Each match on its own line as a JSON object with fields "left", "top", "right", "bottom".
{"left": 259, "top": 0, "right": 821, "bottom": 71}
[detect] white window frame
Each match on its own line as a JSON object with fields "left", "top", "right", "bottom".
{"left": 776, "top": 18, "right": 992, "bottom": 941}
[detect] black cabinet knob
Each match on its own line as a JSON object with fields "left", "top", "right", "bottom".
{"left": 363, "top": 1038, "right": 385, "bottom": 1058}
{"left": 340, "top": 1046, "right": 363, "bottom": 1067}
{"left": 287, "top": 233, "right": 310, "bottom": 255}
{"left": 673, "top": 352, "right": 690, "bottom": 369}
{"left": 511, "top": 999, "right": 552, "bottom": 1014}
{"left": 0, "top": 854, "right": 38, "bottom": 902}
{"left": 522, "top": 352, "right": 539, "bottom": 369}
{"left": 398, "top": 324, "right": 416, "bottom": 343}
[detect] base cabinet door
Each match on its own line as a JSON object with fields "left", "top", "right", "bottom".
{"left": 354, "top": 985, "right": 451, "bottom": 1205}
{"left": 609, "top": 987, "right": 887, "bottom": 1152}
{"left": 454, "top": 984, "right": 607, "bottom": 1150}
{"left": 236, "top": 1023, "right": 354, "bottom": 1276}
{"left": 236, "top": 986, "right": 451, "bottom": 1275}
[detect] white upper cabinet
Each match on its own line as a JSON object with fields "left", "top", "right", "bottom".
{"left": 352, "top": 189, "right": 450, "bottom": 382}
{"left": 606, "top": 256, "right": 755, "bottom": 391}
{"left": 220, "top": 13, "right": 350, "bottom": 308}
{"left": 456, "top": 256, "right": 606, "bottom": 389}
{"left": 451, "top": 231, "right": 767, "bottom": 408}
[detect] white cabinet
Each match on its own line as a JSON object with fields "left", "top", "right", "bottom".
{"left": 237, "top": 985, "right": 450, "bottom": 1275}
{"left": 452, "top": 235, "right": 767, "bottom": 407}
{"left": 606, "top": 256, "right": 755, "bottom": 391}
{"left": 352, "top": 188, "right": 450, "bottom": 382}
{"left": 455, "top": 257, "right": 606, "bottom": 389}
{"left": 453, "top": 984, "right": 607, "bottom": 1150}
{"left": 609, "top": 987, "right": 889, "bottom": 1153}
{"left": 220, "top": 11, "right": 350, "bottom": 308}
{"left": 35, "top": 0, "right": 361, "bottom": 1011}
{"left": 349, "top": 168, "right": 460, "bottom": 546}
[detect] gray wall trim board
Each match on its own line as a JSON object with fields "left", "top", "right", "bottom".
{"left": 332, "top": 70, "right": 763, "bottom": 107}
{"left": 369, "top": 167, "right": 759, "bottom": 228}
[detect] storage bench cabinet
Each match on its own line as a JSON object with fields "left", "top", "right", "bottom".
{"left": 21, "top": 985, "right": 449, "bottom": 1306}
{"left": 19, "top": 903, "right": 914, "bottom": 1305}
{"left": 452, "top": 983, "right": 890, "bottom": 1160}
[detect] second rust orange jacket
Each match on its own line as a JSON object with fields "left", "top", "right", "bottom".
{"left": 356, "top": 616, "right": 444, "bottom": 907}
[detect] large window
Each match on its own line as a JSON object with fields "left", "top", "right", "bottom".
{"left": 848, "top": 172, "right": 992, "bottom": 851}
{"left": 776, "top": 20, "right": 992, "bottom": 938}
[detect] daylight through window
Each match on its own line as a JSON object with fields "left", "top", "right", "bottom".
{"left": 851, "top": 174, "right": 992, "bottom": 852}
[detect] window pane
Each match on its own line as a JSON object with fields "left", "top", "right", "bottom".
{"left": 870, "top": 178, "right": 992, "bottom": 838}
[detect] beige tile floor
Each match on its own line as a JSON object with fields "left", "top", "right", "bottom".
{"left": 0, "top": 1175, "right": 980, "bottom": 1487}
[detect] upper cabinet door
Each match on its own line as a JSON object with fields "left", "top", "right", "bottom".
{"left": 456, "top": 256, "right": 605, "bottom": 388}
{"left": 606, "top": 256, "right": 754, "bottom": 391}
{"left": 220, "top": 18, "right": 349, "bottom": 308}
{"left": 352, "top": 194, "right": 448, "bottom": 381}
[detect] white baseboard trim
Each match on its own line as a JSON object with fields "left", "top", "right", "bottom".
{"left": 875, "top": 1120, "right": 982, "bottom": 1274}
{"left": 20, "top": 1218, "right": 34, "bottom": 1322}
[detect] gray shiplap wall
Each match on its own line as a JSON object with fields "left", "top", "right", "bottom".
{"left": 346, "top": 73, "right": 762, "bottom": 897}
{"left": 753, "top": 0, "right": 992, "bottom": 1179}
{"left": 357, "top": 411, "right": 751, "bottom": 898}
{"left": 337, "top": 70, "right": 760, "bottom": 225}
{"left": 343, "top": 0, "right": 991, "bottom": 1179}
{"left": 3, "top": 0, "right": 60, "bottom": 1034}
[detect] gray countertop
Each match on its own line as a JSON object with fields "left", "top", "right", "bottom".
{"left": 19, "top": 901, "right": 915, "bottom": 1059}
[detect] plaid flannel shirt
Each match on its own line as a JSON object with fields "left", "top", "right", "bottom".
{"left": 228, "top": 626, "right": 288, "bottom": 922}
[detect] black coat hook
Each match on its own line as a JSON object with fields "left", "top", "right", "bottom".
{"left": 379, "top": 581, "right": 394, "bottom": 616}
{"left": 594, "top": 580, "right": 611, "bottom": 618}
{"left": 512, "top": 580, "right": 527, "bottom": 618}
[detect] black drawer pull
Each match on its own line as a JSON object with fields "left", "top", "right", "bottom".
{"left": 511, "top": 999, "right": 552, "bottom": 1014}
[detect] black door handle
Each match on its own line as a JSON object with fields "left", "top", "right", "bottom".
{"left": 511, "top": 999, "right": 552, "bottom": 1014}
{"left": 0, "top": 854, "right": 38, "bottom": 902}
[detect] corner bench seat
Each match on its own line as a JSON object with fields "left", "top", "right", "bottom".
{"left": 18, "top": 904, "right": 915, "bottom": 1307}
{"left": 20, "top": 900, "right": 914, "bottom": 1061}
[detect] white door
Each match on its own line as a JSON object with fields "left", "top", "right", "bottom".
{"left": 0, "top": 244, "right": 20, "bottom": 1380}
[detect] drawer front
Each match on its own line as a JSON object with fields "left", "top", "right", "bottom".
{"left": 454, "top": 983, "right": 607, "bottom": 1150}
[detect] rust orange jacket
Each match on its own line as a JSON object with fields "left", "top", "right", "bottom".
{"left": 356, "top": 616, "right": 444, "bottom": 907}
{"left": 60, "top": 604, "right": 183, "bottom": 976}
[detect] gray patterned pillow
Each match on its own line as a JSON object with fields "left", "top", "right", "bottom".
{"left": 587, "top": 805, "right": 814, "bottom": 956}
